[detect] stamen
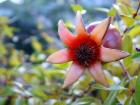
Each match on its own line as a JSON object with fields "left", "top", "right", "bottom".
{"left": 68, "top": 35, "right": 100, "bottom": 67}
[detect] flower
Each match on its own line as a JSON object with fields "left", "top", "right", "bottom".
{"left": 47, "top": 12, "right": 129, "bottom": 88}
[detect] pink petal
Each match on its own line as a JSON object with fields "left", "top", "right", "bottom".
{"left": 63, "top": 63, "right": 84, "bottom": 88}
{"left": 47, "top": 48, "right": 71, "bottom": 64}
{"left": 76, "top": 11, "right": 87, "bottom": 35}
{"left": 88, "top": 61, "right": 108, "bottom": 87}
{"left": 58, "top": 20, "right": 75, "bottom": 46}
{"left": 101, "top": 46, "right": 130, "bottom": 62}
{"left": 90, "top": 17, "right": 112, "bottom": 45}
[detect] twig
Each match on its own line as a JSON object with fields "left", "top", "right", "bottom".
{"left": 133, "top": 0, "right": 140, "bottom": 18}
{"left": 123, "top": 0, "right": 140, "bottom": 34}
{"left": 118, "top": 61, "right": 131, "bottom": 80}
{"left": 118, "top": 61, "right": 136, "bottom": 95}
{"left": 120, "top": 0, "right": 140, "bottom": 80}
{"left": 70, "top": 82, "right": 93, "bottom": 101}
{"left": 123, "top": 28, "right": 128, "bottom": 34}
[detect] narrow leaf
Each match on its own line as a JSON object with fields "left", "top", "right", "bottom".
{"left": 121, "top": 15, "right": 134, "bottom": 27}
{"left": 134, "top": 75, "right": 140, "bottom": 105}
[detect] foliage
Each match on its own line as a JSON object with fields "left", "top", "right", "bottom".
{"left": 0, "top": 0, "right": 140, "bottom": 105}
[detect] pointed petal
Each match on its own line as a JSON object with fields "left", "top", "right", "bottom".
{"left": 90, "top": 17, "right": 112, "bottom": 45}
{"left": 58, "top": 20, "right": 75, "bottom": 46}
{"left": 89, "top": 61, "right": 108, "bottom": 87}
{"left": 101, "top": 46, "right": 130, "bottom": 62}
{"left": 63, "top": 63, "right": 84, "bottom": 88}
{"left": 76, "top": 11, "right": 87, "bottom": 35}
{"left": 47, "top": 48, "right": 71, "bottom": 64}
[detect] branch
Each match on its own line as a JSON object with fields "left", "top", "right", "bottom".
{"left": 133, "top": 0, "right": 140, "bottom": 18}
{"left": 72, "top": 82, "right": 93, "bottom": 101}
{"left": 118, "top": 61, "right": 131, "bottom": 80}
{"left": 123, "top": 0, "right": 140, "bottom": 34}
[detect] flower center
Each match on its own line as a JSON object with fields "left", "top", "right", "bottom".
{"left": 69, "top": 35, "right": 100, "bottom": 67}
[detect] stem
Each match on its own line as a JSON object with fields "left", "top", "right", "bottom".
{"left": 118, "top": 61, "right": 131, "bottom": 80}
{"left": 123, "top": 28, "right": 128, "bottom": 34}
{"left": 123, "top": 0, "right": 140, "bottom": 34}
{"left": 119, "top": 61, "right": 136, "bottom": 95}
{"left": 133, "top": 0, "right": 140, "bottom": 18}
{"left": 71, "top": 82, "right": 93, "bottom": 101}
{"left": 120, "top": 0, "right": 140, "bottom": 80}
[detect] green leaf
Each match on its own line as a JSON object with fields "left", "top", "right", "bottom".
{"left": 15, "top": 98, "right": 28, "bottom": 105}
{"left": 44, "top": 69, "right": 65, "bottom": 80}
{"left": 0, "top": 85, "right": 14, "bottom": 96}
{"left": 120, "top": 4, "right": 135, "bottom": 15}
{"left": 9, "top": 50, "right": 21, "bottom": 66}
{"left": 72, "top": 97, "right": 102, "bottom": 105}
{"left": 121, "top": 15, "right": 135, "bottom": 27}
{"left": 122, "top": 35, "right": 133, "bottom": 66}
{"left": 113, "top": 4, "right": 123, "bottom": 14}
{"left": 117, "top": 0, "right": 131, "bottom": 6}
{"left": 106, "top": 85, "right": 126, "bottom": 91}
{"left": 103, "top": 79, "right": 126, "bottom": 105}
{"left": 0, "top": 43, "right": 6, "bottom": 55}
{"left": 103, "top": 90, "right": 118, "bottom": 105}
{"left": 65, "top": 21, "right": 74, "bottom": 29}
{"left": 122, "top": 35, "right": 132, "bottom": 53}
{"left": 134, "top": 75, "right": 140, "bottom": 105}
{"left": 124, "top": 56, "right": 133, "bottom": 67}
{"left": 117, "top": 92, "right": 127, "bottom": 104}
{"left": 53, "top": 62, "right": 70, "bottom": 70}
{"left": 113, "top": 3, "right": 135, "bottom": 15}
{"left": 128, "top": 25, "right": 140, "bottom": 37}
{"left": 135, "top": 15, "right": 140, "bottom": 20}
{"left": 124, "top": 96, "right": 133, "bottom": 105}
{"left": 54, "top": 101, "right": 66, "bottom": 105}
{"left": 71, "top": 4, "right": 86, "bottom": 14}
{"left": 30, "top": 52, "right": 46, "bottom": 63}
{"left": 93, "top": 84, "right": 126, "bottom": 91}
{"left": 132, "top": 52, "right": 140, "bottom": 61}
{"left": 3, "top": 25, "right": 15, "bottom": 37}
{"left": 0, "top": 16, "right": 9, "bottom": 24}
{"left": 32, "top": 38, "right": 42, "bottom": 52}
{"left": 108, "top": 7, "right": 117, "bottom": 16}
{"left": 0, "top": 98, "right": 6, "bottom": 105}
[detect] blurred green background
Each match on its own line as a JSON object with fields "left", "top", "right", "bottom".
{"left": 0, "top": 0, "right": 140, "bottom": 105}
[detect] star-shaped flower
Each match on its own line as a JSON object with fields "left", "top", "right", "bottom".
{"left": 47, "top": 12, "right": 129, "bottom": 88}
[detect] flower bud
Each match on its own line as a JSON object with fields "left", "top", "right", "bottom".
{"left": 86, "top": 22, "right": 122, "bottom": 50}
